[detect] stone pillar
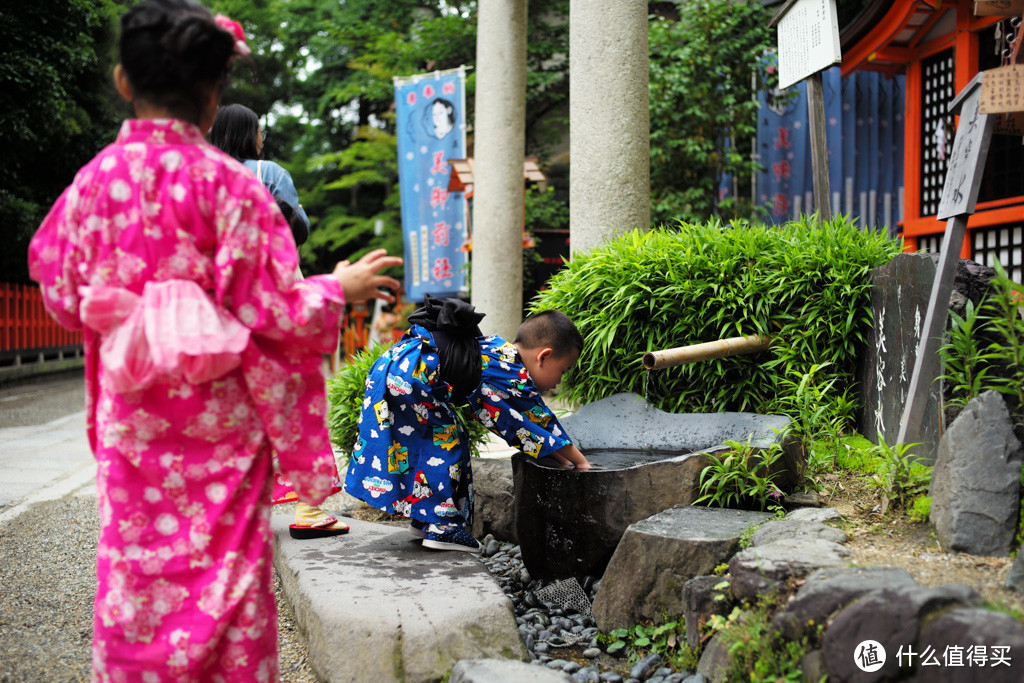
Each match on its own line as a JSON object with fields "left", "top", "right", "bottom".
{"left": 471, "top": 0, "right": 527, "bottom": 339}
{"left": 569, "top": 0, "right": 650, "bottom": 256}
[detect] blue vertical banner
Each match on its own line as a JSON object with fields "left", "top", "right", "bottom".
{"left": 394, "top": 67, "right": 469, "bottom": 302}
{"left": 756, "top": 60, "right": 904, "bottom": 233}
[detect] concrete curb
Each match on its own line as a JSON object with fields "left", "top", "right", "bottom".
{"left": 272, "top": 515, "right": 529, "bottom": 682}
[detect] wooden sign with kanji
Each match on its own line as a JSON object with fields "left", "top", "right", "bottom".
{"left": 898, "top": 73, "right": 996, "bottom": 454}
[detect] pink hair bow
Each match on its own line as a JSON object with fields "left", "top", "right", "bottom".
{"left": 215, "top": 13, "right": 251, "bottom": 56}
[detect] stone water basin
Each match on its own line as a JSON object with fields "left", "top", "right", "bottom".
{"left": 512, "top": 392, "right": 803, "bottom": 580}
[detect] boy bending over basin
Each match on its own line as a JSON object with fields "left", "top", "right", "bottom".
{"left": 344, "top": 296, "right": 591, "bottom": 553}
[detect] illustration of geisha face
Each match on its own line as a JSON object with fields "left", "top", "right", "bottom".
{"left": 430, "top": 98, "right": 455, "bottom": 139}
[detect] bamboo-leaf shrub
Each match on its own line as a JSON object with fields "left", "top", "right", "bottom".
{"left": 530, "top": 215, "right": 901, "bottom": 417}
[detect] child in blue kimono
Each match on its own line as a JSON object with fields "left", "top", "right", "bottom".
{"left": 344, "top": 296, "right": 591, "bottom": 552}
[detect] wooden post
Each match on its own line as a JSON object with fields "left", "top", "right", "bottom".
{"left": 897, "top": 73, "right": 994, "bottom": 453}
{"left": 772, "top": 0, "right": 841, "bottom": 223}
{"left": 807, "top": 72, "right": 832, "bottom": 221}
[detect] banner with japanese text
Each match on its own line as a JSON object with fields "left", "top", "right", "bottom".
{"left": 755, "top": 61, "right": 904, "bottom": 234}
{"left": 394, "top": 67, "right": 468, "bottom": 302}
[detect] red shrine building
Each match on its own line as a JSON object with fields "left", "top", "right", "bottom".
{"left": 843, "top": 0, "right": 1024, "bottom": 276}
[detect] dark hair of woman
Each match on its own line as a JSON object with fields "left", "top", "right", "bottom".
{"left": 208, "top": 103, "right": 261, "bottom": 161}
{"left": 118, "top": 0, "right": 235, "bottom": 124}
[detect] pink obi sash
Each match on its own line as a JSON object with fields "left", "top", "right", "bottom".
{"left": 79, "top": 280, "right": 250, "bottom": 392}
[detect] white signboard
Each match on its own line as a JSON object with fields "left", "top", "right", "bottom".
{"left": 777, "top": 0, "right": 842, "bottom": 89}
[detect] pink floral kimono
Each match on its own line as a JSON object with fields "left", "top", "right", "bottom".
{"left": 29, "top": 118, "right": 344, "bottom": 682}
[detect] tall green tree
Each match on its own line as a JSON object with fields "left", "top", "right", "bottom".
{"left": 1, "top": 1, "right": 128, "bottom": 283}
{"left": 648, "top": 0, "right": 777, "bottom": 225}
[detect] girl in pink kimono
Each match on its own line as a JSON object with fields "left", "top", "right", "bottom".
{"left": 27, "top": 1, "right": 401, "bottom": 680}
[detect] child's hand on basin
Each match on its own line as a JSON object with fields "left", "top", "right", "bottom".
{"left": 550, "top": 444, "right": 592, "bottom": 470}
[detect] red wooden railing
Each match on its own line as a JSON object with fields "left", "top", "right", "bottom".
{"left": 0, "top": 282, "right": 82, "bottom": 354}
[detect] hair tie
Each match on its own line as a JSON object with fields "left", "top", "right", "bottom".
{"left": 215, "top": 13, "right": 251, "bottom": 56}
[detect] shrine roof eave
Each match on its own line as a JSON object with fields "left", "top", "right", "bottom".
{"left": 839, "top": 0, "right": 964, "bottom": 77}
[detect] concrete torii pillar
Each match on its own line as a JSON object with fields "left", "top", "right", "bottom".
{"left": 569, "top": 0, "right": 650, "bottom": 256}
{"left": 471, "top": 0, "right": 528, "bottom": 339}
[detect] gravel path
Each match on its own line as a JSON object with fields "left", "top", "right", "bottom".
{"left": 0, "top": 495, "right": 315, "bottom": 682}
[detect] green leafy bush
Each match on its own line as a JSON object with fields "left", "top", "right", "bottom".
{"left": 327, "top": 343, "right": 389, "bottom": 463}
{"left": 530, "top": 216, "right": 901, "bottom": 419}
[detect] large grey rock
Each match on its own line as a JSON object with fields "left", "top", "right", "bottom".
{"left": 1005, "top": 549, "right": 1024, "bottom": 592}
{"left": 930, "top": 390, "right": 1023, "bottom": 556}
{"left": 784, "top": 506, "right": 842, "bottom": 524}
{"left": 592, "top": 506, "right": 773, "bottom": 631}
{"left": 695, "top": 632, "right": 731, "bottom": 683}
{"left": 821, "top": 584, "right": 981, "bottom": 682}
{"left": 272, "top": 515, "right": 528, "bottom": 683}
{"left": 750, "top": 519, "right": 847, "bottom": 546}
{"left": 772, "top": 567, "right": 918, "bottom": 640}
{"left": 514, "top": 393, "right": 800, "bottom": 580}
{"left": 683, "top": 575, "right": 733, "bottom": 651}
{"left": 472, "top": 458, "right": 517, "bottom": 543}
{"left": 856, "top": 254, "right": 994, "bottom": 464}
{"left": 728, "top": 538, "right": 853, "bottom": 602}
{"left": 908, "top": 608, "right": 1024, "bottom": 682}
{"left": 450, "top": 659, "right": 572, "bottom": 682}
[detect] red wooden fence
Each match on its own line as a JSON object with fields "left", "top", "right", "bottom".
{"left": 1, "top": 282, "right": 82, "bottom": 354}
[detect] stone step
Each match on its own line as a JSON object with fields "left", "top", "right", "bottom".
{"left": 272, "top": 514, "right": 528, "bottom": 682}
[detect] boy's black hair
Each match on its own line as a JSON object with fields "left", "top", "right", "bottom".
{"left": 514, "top": 310, "right": 584, "bottom": 359}
{"left": 208, "top": 103, "right": 261, "bottom": 161}
{"left": 119, "top": 0, "right": 235, "bottom": 124}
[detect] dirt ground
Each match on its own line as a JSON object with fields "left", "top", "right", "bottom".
{"left": 815, "top": 471, "right": 1024, "bottom": 616}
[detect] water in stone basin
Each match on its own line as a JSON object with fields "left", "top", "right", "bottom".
{"left": 581, "top": 448, "right": 691, "bottom": 470}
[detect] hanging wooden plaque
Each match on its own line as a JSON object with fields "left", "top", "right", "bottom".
{"left": 974, "top": 0, "right": 1024, "bottom": 16}
{"left": 980, "top": 64, "right": 1024, "bottom": 134}
{"left": 980, "top": 64, "right": 1024, "bottom": 113}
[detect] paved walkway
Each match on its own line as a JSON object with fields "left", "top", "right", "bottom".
{"left": 0, "top": 407, "right": 528, "bottom": 682}
{"left": 0, "top": 410, "right": 96, "bottom": 525}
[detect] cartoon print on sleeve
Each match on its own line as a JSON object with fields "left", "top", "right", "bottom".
{"left": 516, "top": 427, "right": 543, "bottom": 457}
{"left": 476, "top": 402, "right": 499, "bottom": 429}
{"left": 524, "top": 405, "right": 551, "bottom": 428}
{"left": 432, "top": 423, "right": 459, "bottom": 451}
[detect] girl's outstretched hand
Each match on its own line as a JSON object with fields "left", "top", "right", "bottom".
{"left": 333, "top": 249, "right": 403, "bottom": 303}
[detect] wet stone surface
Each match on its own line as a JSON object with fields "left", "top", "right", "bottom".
{"left": 478, "top": 534, "right": 696, "bottom": 683}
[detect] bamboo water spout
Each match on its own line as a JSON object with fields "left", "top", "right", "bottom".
{"left": 642, "top": 334, "right": 771, "bottom": 370}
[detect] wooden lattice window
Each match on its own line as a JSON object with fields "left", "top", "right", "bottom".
{"left": 919, "top": 49, "right": 955, "bottom": 218}
{"left": 917, "top": 233, "right": 942, "bottom": 254}
{"left": 972, "top": 223, "right": 1024, "bottom": 283}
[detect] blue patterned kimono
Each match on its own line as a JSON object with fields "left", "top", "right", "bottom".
{"left": 343, "top": 323, "right": 573, "bottom": 527}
